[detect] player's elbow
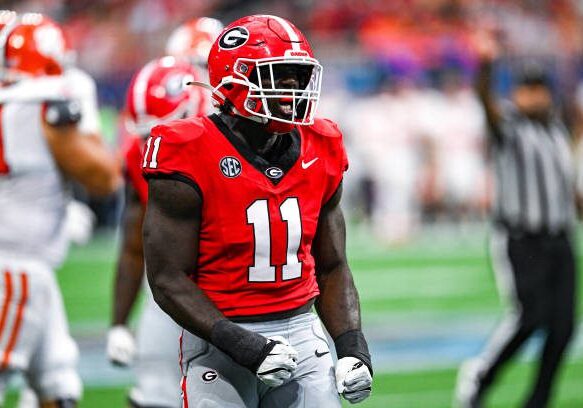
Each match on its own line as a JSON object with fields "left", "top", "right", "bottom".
{"left": 147, "top": 271, "right": 176, "bottom": 309}
{"left": 316, "top": 259, "right": 349, "bottom": 277}
{"left": 83, "top": 161, "right": 123, "bottom": 196}
{"left": 92, "top": 172, "right": 122, "bottom": 196}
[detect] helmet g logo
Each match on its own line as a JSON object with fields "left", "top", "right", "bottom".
{"left": 219, "top": 27, "right": 249, "bottom": 50}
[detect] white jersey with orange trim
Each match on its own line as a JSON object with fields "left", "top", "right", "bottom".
{"left": 0, "top": 100, "right": 70, "bottom": 268}
{"left": 0, "top": 68, "right": 100, "bottom": 268}
{"left": 65, "top": 67, "right": 101, "bottom": 135}
{"left": 0, "top": 70, "right": 97, "bottom": 402}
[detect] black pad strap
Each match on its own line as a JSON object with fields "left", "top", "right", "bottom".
{"left": 44, "top": 100, "right": 82, "bottom": 126}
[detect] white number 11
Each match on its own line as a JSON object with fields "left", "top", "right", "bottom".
{"left": 143, "top": 136, "right": 162, "bottom": 169}
{"left": 246, "top": 198, "right": 302, "bottom": 282}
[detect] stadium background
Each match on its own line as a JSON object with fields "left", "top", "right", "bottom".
{"left": 4, "top": 0, "right": 583, "bottom": 406}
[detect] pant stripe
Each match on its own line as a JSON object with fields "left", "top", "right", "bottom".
{"left": 0, "top": 271, "right": 13, "bottom": 341}
{"left": 479, "top": 229, "right": 522, "bottom": 370}
{"left": 490, "top": 229, "right": 520, "bottom": 308}
{"left": 1, "top": 272, "right": 28, "bottom": 369}
{"left": 181, "top": 376, "right": 189, "bottom": 408}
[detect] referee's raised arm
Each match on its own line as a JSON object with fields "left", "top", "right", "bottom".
{"left": 474, "top": 29, "right": 503, "bottom": 142}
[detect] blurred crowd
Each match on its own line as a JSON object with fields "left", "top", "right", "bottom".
{"left": 7, "top": 0, "right": 583, "bottom": 244}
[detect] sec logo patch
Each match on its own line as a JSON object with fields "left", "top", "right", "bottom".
{"left": 201, "top": 370, "right": 219, "bottom": 383}
{"left": 220, "top": 156, "right": 242, "bottom": 178}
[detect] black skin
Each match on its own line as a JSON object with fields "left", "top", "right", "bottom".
{"left": 112, "top": 182, "right": 145, "bottom": 327}
{"left": 143, "top": 69, "right": 362, "bottom": 354}
{"left": 143, "top": 179, "right": 360, "bottom": 343}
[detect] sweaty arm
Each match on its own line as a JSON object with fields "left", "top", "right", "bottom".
{"left": 312, "top": 183, "right": 372, "bottom": 373}
{"left": 112, "top": 183, "right": 146, "bottom": 327}
{"left": 42, "top": 116, "right": 122, "bottom": 196}
{"left": 143, "top": 178, "right": 283, "bottom": 374}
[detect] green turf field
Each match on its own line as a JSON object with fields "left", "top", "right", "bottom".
{"left": 5, "top": 225, "right": 582, "bottom": 407}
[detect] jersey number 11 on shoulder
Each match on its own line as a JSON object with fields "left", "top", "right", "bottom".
{"left": 143, "top": 136, "right": 162, "bottom": 169}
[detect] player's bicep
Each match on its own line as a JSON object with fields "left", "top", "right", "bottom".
{"left": 312, "top": 183, "right": 348, "bottom": 276}
{"left": 143, "top": 177, "right": 201, "bottom": 282}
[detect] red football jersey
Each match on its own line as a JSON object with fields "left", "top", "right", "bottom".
{"left": 142, "top": 115, "right": 348, "bottom": 317}
{"left": 124, "top": 135, "right": 148, "bottom": 206}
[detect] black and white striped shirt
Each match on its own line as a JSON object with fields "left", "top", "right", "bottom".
{"left": 491, "top": 106, "right": 575, "bottom": 234}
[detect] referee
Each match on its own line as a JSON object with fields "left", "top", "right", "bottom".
{"left": 455, "top": 34, "right": 577, "bottom": 408}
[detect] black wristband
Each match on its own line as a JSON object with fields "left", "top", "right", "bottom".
{"left": 44, "top": 100, "right": 82, "bottom": 126}
{"left": 334, "top": 329, "right": 373, "bottom": 375}
{"left": 210, "top": 319, "right": 275, "bottom": 373}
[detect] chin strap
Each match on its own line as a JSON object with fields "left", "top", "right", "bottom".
{"left": 188, "top": 78, "right": 300, "bottom": 132}
{"left": 187, "top": 78, "right": 266, "bottom": 124}
{"left": 185, "top": 80, "right": 214, "bottom": 91}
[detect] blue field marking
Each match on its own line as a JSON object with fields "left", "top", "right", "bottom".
{"left": 366, "top": 316, "right": 583, "bottom": 373}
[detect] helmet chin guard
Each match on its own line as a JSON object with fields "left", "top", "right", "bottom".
{"left": 213, "top": 54, "right": 322, "bottom": 126}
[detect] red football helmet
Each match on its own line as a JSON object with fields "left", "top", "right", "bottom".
{"left": 207, "top": 15, "right": 323, "bottom": 130}
{"left": 166, "top": 17, "right": 223, "bottom": 66}
{"left": 0, "top": 13, "right": 68, "bottom": 81}
{"left": 125, "top": 56, "right": 206, "bottom": 137}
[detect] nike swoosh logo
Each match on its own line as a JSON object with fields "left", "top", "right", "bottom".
{"left": 301, "top": 157, "right": 319, "bottom": 169}
{"left": 314, "top": 349, "right": 330, "bottom": 358}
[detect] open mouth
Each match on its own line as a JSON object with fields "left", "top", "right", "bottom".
{"left": 278, "top": 101, "right": 294, "bottom": 117}
{"left": 273, "top": 96, "right": 294, "bottom": 119}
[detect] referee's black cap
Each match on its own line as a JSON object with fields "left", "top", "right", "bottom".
{"left": 514, "top": 61, "right": 550, "bottom": 87}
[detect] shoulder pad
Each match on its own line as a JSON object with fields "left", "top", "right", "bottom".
{"left": 150, "top": 116, "right": 207, "bottom": 143}
{"left": 308, "top": 118, "right": 342, "bottom": 138}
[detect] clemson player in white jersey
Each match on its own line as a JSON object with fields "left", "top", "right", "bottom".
{"left": 106, "top": 56, "right": 207, "bottom": 407}
{"left": 0, "top": 12, "right": 121, "bottom": 408}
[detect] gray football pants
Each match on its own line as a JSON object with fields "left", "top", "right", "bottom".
{"left": 180, "top": 312, "right": 341, "bottom": 408}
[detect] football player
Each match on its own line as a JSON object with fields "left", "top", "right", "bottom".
{"left": 142, "top": 15, "right": 373, "bottom": 407}
{"left": 107, "top": 56, "right": 206, "bottom": 408}
{"left": 165, "top": 17, "right": 224, "bottom": 71}
{"left": 164, "top": 16, "right": 223, "bottom": 115}
{"left": 0, "top": 12, "right": 121, "bottom": 408}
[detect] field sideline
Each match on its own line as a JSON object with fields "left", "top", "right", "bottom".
{"left": 5, "top": 224, "right": 582, "bottom": 407}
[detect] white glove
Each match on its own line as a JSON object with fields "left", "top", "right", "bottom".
{"left": 64, "top": 200, "right": 96, "bottom": 246}
{"left": 335, "top": 357, "right": 373, "bottom": 404}
{"left": 256, "top": 335, "right": 298, "bottom": 387}
{"left": 107, "top": 325, "right": 136, "bottom": 366}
